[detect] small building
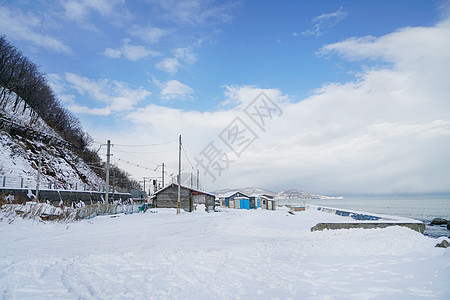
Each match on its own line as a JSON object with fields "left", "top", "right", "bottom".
{"left": 249, "top": 195, "right": 261, "bottom": 209}
{"left": 261, "top": 197, "right": 277, "bottom": 210}
{"left": 219, "top": 191, "right": 249, "bottom": 208}
{"left": 152, "top": 183, "right": 215, "bottom": 212}
{"left": 233, "top": 196, "right": 251, "bottom": 210}
{"left": 218, "top": 191, "right": 250, "bottom": 207}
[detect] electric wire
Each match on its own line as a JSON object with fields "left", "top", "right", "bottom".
{"left": 114, "top": 158, "right": 155, "bottom": 171}
{"left": 93, "top": 138, "right": 177, "bottom": 147}
{"left": 113, "top": 147, "right": 161, "bottom": 168}
{"left": 181, "top": 144, "right": 195, "bottom": 171}
{"left": 113, "top": 147, "right": 177, "bottom": 175}
{"left": 111, "top": 139, "right": 178, "bottom": 147}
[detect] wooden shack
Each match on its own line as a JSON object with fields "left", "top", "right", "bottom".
{"left": 218, "top": 191, "right": 250, "bottom": 207}
{"left": 152, "top": 183, "right": 215, "bottom": 212}
{"left": 261, "top": 197, "right": 277, "bottom": 210}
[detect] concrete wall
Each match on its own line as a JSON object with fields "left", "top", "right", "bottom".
{"left": 0, "top": 187, "right": 130, "bottom": 206}
{"left": 311, "top": 222, "right": 426, "bottom": 234}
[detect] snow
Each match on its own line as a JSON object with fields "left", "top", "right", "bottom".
{"left": 0, "top": 88, "right": 59, "bottom": 138}
{"left": 0, "top": 207, "right": 449, "bottom": 299}
{"left": 309, "top": 204, "right": 424, "bottom": 223}
{"left": 0, "top": 88, "right": 105, "bottom": 190}
{"left": 193, "top": 203, "right": 207, "bottom": 213}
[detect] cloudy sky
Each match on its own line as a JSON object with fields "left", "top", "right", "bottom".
{"left": 1, "top": 0, "right": 450, "bottom": 196}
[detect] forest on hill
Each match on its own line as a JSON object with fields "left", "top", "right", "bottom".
{"left": 0, "top": 35, "right": 139, "bottom": 190}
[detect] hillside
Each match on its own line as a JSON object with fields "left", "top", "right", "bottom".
{"left": 0, "top": 87, "right": 105, "bottom": 191}
{"left": 0, "top": 36, "right": 140, "bottom": 195}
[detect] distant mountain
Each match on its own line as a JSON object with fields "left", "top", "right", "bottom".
{"left": 213, "top": 187, "right": 275, "bottom": 197}
{"left": 213, "top": 187, "right": 343, "bottom": 199}
{"left": 276, "top": 189, "right": 316, "bottom": 199}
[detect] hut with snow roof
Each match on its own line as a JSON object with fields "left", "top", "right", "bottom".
{"left": 218, "top": 191, "right": 249, "bottom": 208}
{"left": 151, "top": 183, "right": 215, "bottom": 212}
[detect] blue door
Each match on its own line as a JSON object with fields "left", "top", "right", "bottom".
{"left": 243, "top": 199, "right": 250, "bottom": 210}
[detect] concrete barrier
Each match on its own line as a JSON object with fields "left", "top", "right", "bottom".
{"left": 311, "top": 222, "right": 426, "bottom": 234}
{"left": 0, "top": 187, "right": 131, "bottom": 206}
{"left": 310, "top": 205, "right": 426, "bottom": 234}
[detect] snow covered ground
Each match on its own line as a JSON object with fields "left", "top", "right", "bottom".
{"left": 1, "top": 207, "right": 449, "bottom": 299}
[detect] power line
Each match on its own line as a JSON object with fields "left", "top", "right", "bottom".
{"left": 113, "top": 139, "right": 178, "bottom": 147}
{"left": 114, "top": 158, "right": 155, "bottom": 171}
{"left": 112, "top": 149, "right": 176, "bottom": 154}
{"left": 113, "top": 147, "right": 161, "bottom": 168}
{"left": 113, "top": 148, "right": 177, "bottom": 175}
{"left": 181, "top": 144, "right": 195, "bottom": 171}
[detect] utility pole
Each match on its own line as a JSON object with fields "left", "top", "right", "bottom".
{"left": 142, "top": 177, "right": 151, "bottom": 200}
{"left": 112, "top": 170, "right": 115, "bottom": 202}
{"left": 105, "top": 140, "right": 111, "bottom": 204}
{"left": 154, "top": 163, "right": 166, "bottom": 191}
{"left": 143, "top": 177, "right": 146, "bottom": 198}
{"left": 162, "top": 163, "right": 165, "bottom": 188}
{"left": 190, "top": 172, "right": 193, "bottom": 188}
{"left": 197, "top": 169, "right": 199, "bottom": 190}
{"left": 36, "top": 152, "right": 42, "bottom": 202}
{"left": 177, "top": 135, "right": 181, "bottom": 215}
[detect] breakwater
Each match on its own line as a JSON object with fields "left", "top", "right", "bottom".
{"left": 310, "top": 205, "right": 426, "bottom": 234}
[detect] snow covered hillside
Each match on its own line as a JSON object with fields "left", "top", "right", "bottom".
{"left": 0, "top": 88, "right": 104, "bottom": 191}
{"left": 1, "top": 207, "right": 448, "bottom": 299}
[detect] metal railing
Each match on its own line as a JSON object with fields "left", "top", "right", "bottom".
{"left": 0, "top": 175, "right": 128, "bottom": 193}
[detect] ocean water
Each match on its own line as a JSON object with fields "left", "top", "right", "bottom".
{"left": 278, "top": 197, "right": 450, "bottom": 238}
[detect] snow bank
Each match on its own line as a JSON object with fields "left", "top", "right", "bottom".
{"left": 193, "top": 203, "right": 207, "bottom": 213}
{"left": 0, "top": 208, "right": 449, "bottom": 299}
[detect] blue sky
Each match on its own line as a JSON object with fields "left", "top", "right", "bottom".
{"left": 1, "top": 0, "right": 450, "bottom": 195}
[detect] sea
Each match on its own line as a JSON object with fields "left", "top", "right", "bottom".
{"left": 278, "top": 196, "right": 450, "bottom": 238}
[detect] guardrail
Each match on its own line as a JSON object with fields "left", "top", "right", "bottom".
{"left": 0, "top": 187, "right": 132, "bottom": 206}
{"left": 0, "top": 175, "right": 127, "bottom": 193}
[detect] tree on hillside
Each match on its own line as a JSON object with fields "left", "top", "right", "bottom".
{"left": 0, "top": 35, "right": 138, "bottom": 191}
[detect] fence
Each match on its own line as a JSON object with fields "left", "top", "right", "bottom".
{"left": 1, "top": 175, "right": 128, "bottom": 193}
{"left": 77, "top": 203, "right": 141, "bottom": 219}
{"left": 1, "top": 202, "right": 144, "bottom": 222}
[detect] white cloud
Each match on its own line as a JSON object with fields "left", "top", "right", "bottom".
{"left": 174, "top": 47, "right": 197, "bottom": 64}
{"left": 155, "top": 58, "right": 181, "bottom": 74}
{"left": 318, "top": 21, "right": 450, "bottom": 69}
{"left": 302, "top": 6, "right": 347, "bottom": 37}
{"left": 0, "top": 5, "right": 71, "bottom": 54}
{"left": 221, "top": 85, "right": 289, "bottom": 108}
{"left": 161, "top": 80, "right": 194, "bottom": 100}
{"left": 103, "top": 40, "right": 160, "bottom": 61}
{"left": 103, "top": 48, "right": 122, "bottom": 58}
{"left": 96, "top": 16, "right": 450, "bottom": 195}
{"left": 154, "top": 47, "right": 197, "bottom": 75}
{"left": 49, "top": 73, "right": 151, "bottom": 116}
{"left": 146, "top": 0, "right": 239, "bottom": 26}
{"left": 63, "top": 0, "right": 124, "bottom": 23}
{"left": 129, "top": 24, "right": 168, "bottom": 44}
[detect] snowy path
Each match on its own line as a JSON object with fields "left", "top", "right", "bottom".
{"left": 1, "top": 208, "right": 449, "bottom": 299}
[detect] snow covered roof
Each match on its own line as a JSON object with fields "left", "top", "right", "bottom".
{"left": 154, "top": 183, "right": 215, "bottom": 197}
{"left": 248, "top": 194, "right": 274, "bottom": 199}
{"left": 218, "top": 191, "right": 249, "bottom": 198}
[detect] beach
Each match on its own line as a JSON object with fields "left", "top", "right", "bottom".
{"left": 1, "top": 206, "right": 449, "bottom": 299}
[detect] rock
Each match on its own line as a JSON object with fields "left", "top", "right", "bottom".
{"left": 447, "top": 222, "right": 450, "bottom": 230}
{"left": 430, "top": 218, "right": 448, "bottom": 225}
{"left": 435, "top": 240, "right": 450, "bottom": 248}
